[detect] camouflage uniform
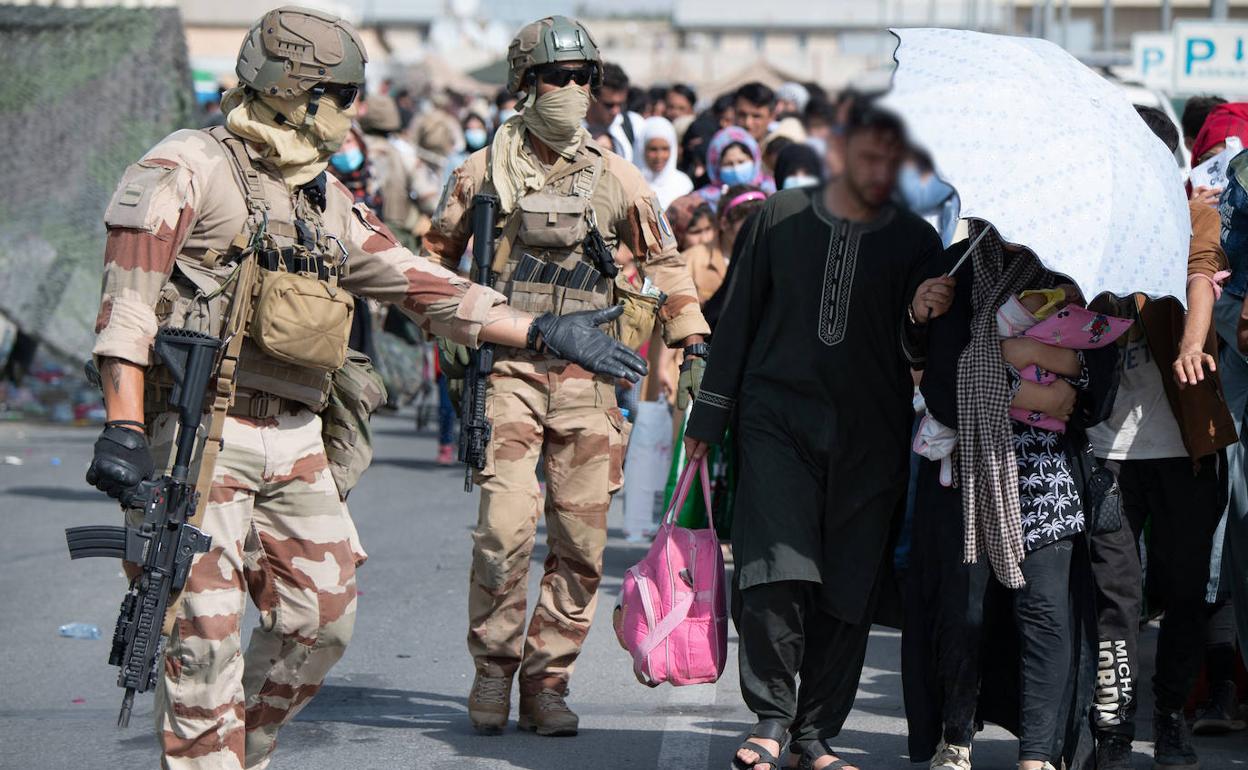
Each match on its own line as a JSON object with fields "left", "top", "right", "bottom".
{"left": 95, "top": 125, "right": 505, "bottom": 768}
{"left": 426, "top": 138, "right": 709, "bottom": 701}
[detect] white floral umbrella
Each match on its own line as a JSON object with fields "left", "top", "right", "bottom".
{"left": 881, "top": 28, "right": 1190, "bottom": 302}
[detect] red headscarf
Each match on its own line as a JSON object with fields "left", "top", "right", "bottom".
{"left": 1191, "top": 103, "right": 1248, "bottom": 164}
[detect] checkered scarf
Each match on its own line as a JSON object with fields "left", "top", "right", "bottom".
{"left": 955, "top": 222, "right": 1043, "bottom": 589}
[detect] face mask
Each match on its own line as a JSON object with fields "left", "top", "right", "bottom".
{"left": 899, "top": 164, "right": 955, "bottom": 213}
{"left": 223, "top": 86, "right": 357, "bottom": 186}
{"left": 719, "top": 160, "right": 755, "bottom": 187}
{"left": 521, "top": 85, "right": 590, "bottom": 156}
{"left": 330, "top": 147, "right": 364, "bottom": 173}
{"left": 464, "top": 127, "right": 488, "bottom": 151}
{"left": 783, "top": 174, "right": 819, "bottom": 190}
{"left": 498, "top": 108, "right": 517, "bottom": 125}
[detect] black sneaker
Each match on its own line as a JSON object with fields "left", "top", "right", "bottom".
{"left": 1096, "top": 732, "right": 1134, "bottom": 770}
{"left": 1192, "top": 681, "right": 1246, "bottom": 735}
{"left": 1152, "top": 708, "right": 1199, "bottom": 769}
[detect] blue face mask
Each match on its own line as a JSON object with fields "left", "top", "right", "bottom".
{"left": 464, "top": 127, "right": 488, "bottom": 151}
{"left": 719, "top": 160, "right": 756, "bottom": 187}
{"left": 330, "top": 147, "right": 364, "bottom": 173}
{"left": 899, "top": 164, "right": 955, "bottom": 213}
{"left": 498, "top": 108, "right": 517, "bottom": 125}
{"left": 782, "top": 174, "right": 819, "bottom": 190}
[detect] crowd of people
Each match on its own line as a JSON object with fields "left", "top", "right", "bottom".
{"left": 307, "top": 56, "right": 1248, "bottom": 770}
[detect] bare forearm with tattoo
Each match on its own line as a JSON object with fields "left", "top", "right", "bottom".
{"left": 99, "top": 357, "right": 146, "bottom": 425}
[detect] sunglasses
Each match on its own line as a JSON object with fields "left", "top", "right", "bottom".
{"left": 323, "top": 83, "right": 359, "bottom": 109}
{"left": 534, "top": 64, "right": 595, "bottom": 88}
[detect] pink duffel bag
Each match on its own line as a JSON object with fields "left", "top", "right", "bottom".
{"left": 615, "top": 457, "right": 727, "bottom": 687}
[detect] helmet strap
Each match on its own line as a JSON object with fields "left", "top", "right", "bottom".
{"left": 304, "top": 85, "right": 325, "bottom": 128}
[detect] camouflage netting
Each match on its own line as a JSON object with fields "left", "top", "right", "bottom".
{"left": 0, "top": 6, "right": 193, "bottom": 363}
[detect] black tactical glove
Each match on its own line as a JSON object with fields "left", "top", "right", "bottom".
{"left": 530, "top": 305, "right": 649, "bottom": 383}
{"left": 85, "top": 424, "right": 154, "bottom": 503}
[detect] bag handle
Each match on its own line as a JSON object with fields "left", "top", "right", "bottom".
{"left": 661, "top": 455, "right": 715, "bottom": 532}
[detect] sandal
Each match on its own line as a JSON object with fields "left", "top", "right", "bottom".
{"left": 731, "top": 721, "right": 789, "bottom": 770}
{"left": 795, "top": 738, "right": 854, "bottom": 770}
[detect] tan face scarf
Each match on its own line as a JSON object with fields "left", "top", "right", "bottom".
{"left": 521, "top": 85, "right": 590, "bottom": 156}
{"left": 489, "top": 85, "right": 591, "bottom": 213}
{"left": 222, "top": 86, "right": 355, "bottom": 187}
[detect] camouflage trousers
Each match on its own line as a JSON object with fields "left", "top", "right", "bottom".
{"left": 469, "top": 352, "right": 629, "bottom": 695}
{"left": 141, "top": 409, "right": 363, "bottom": 769}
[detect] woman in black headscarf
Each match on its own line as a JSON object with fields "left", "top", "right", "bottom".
{"left": 773, "top": 143, "right": 824, "bottom": 192}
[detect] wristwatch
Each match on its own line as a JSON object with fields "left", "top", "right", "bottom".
{"left": 683, "top": 342, "right": 710, "bottom": 359}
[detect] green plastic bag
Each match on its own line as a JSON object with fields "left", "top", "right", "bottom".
{"left": 665, "top": 410, "right": 735, "bottom": 539}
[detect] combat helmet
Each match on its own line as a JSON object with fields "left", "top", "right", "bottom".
{"left": 506, "top": 16, "right": 602, "bottom": 96}
{"left": 236, "top": 6, "right": 368, "bottom": 124}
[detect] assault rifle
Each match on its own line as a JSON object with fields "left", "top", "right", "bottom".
{"left": 459, "top": 193, "right": 499, "bottom": 492}
{"left": 65, "top": 327, "right": 220, "bottom": 727}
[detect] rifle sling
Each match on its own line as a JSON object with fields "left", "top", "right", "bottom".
{"left": 161, "top": 127, "right": 268, "bottom": 635}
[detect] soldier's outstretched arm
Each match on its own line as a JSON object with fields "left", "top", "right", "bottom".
{"left": 336, "top": 186, "right": 646, "bottom": 380}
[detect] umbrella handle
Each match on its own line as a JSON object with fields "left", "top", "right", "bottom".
{"left": 946, "top": 224, "right": 993, "bottom": 277}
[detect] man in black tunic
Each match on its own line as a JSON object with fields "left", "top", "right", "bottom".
{"left": 683, "top": 101, "right": 954, "bottom": 770}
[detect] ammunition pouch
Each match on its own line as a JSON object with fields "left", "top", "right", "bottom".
{"left": 322, "top": 350, "right": 387, "bottom": 498}
{"left": 613, "top": 276, "right": 666, "bottom": 350}
{"left": 249, "top": 259, "right": 354, "bottom": 373}
{"left": 515, "top": 193, "right": 589, "bottom": 249}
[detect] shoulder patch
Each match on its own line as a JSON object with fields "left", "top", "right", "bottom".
{"left": 653, "top": 197, "right": 676, "bottom": 246}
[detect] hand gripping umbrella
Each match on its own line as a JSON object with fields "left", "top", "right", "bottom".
{"left": 881, "top": 28, "right": 1191, "bottom": 303}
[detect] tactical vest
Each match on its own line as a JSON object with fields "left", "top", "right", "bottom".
{"left": 149, "top": 127, "right": 354, "bottom": 414}
{"left": 488, "top": 145, "right": 615, "bottom": 319}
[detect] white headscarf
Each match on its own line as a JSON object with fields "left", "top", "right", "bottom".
{"left": 634, "top": 116, "right": 692, "bottom": 210}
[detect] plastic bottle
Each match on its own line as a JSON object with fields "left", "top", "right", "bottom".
{"left": 58, "top": 623, "right": 101, "bottom": 639}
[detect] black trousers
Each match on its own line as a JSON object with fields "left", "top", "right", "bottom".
{"left": 942, "top": 537, "right": 1076, "bottom": 762}
{"left": 1090, "top": 456, "right": 1224, "bottom": 736}
{"left": 734, "top": 580, "right": 873, "bottom": 744}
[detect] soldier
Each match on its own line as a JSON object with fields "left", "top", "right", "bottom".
{"left": 83, "top": 7, "right": 645, "bottom": 769}
{"left": 357, "top": 94, "right": 420, "bottom": 250}
{"left": 426, "top": 15, "right": 711, "bottom": 737}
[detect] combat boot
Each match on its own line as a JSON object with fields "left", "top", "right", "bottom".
{"left": 518, "top": 688, "right": 579, "bottom": 737}
{"left": 468, "top": 672, "right": 512, "bottom": 735}
{"left": 1152, "top": 708, "right": 1199, "bottom": 769}
{"left": 1095, "top": 732, "right": 1134, "bottom": 770}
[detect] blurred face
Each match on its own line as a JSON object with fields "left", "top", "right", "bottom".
{"left": 683, "top": 213, "right": 715, "bottom": 250}
{"left": 720, "top": 144, "right": 751, "bottom": 169}
{"left": 666, "top": 91, "right": 694, "bottom": 119}
{"left": 338, "top": 131, "right": 361, "bottom": 153}
{"left": 719, "top": 215, "right": 747, "bottom": 253}
{"left": 645, "top": 137, "right": 671, "bottom": 173}
{"left": 841, "top": 128, "right": 905, "bottom": 208}
{"left": 1196, "top": 141, "right": 1226, "bottom": 166}
{"left": 734, "top": 98, "right": 773, "bottom": 142}
{"left": 717, "top": 106, "right": 735, "bottom": 130}
{"left": 593, "top": 133, "right": 615, "bottom": 152}
{"left": 594, "top": 86, "right": 627, "bottom": 123}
